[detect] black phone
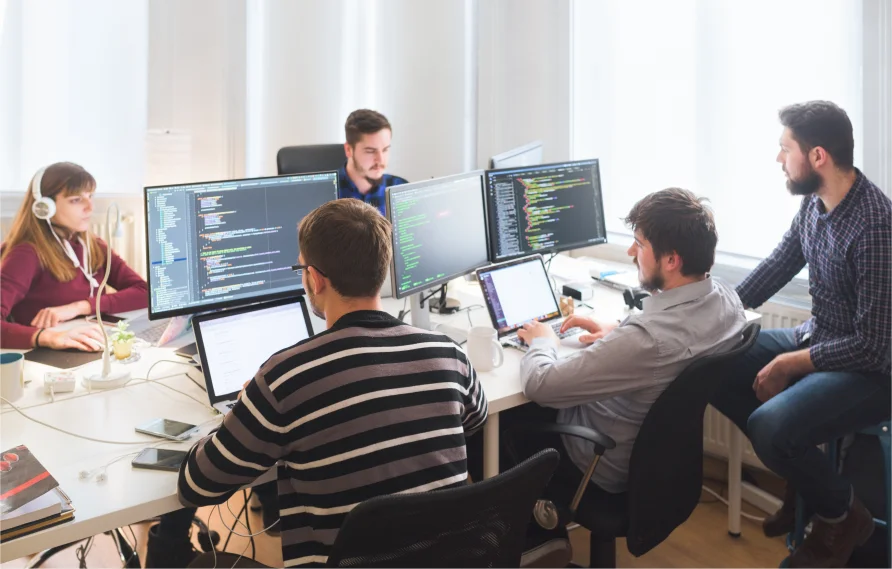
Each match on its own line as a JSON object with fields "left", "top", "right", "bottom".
{"left": 131, "top": 448, "right": 188, "bottom": 472}
{"left": 86, "top": 314, "right": 126, "bottom": 325}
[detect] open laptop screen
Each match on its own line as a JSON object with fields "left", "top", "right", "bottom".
{"left": 193, "top": 297, "right": 313, "bottom": 404}
{"left": 477, "top": 255, "right": 561, "bottom": 336}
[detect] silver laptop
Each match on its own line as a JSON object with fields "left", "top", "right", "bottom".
{"left": 476, "top": 255, "right": 584, "bottom": 351}
{"left": 192, "top": 297, "right": 314, "bottom": 414}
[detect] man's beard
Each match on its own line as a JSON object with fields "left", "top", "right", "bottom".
{"left": 634, "top": 259, "right": 664, "bottom": 292}
{"left": 786, "top": 166, "right": 823, "bottom": 196}
{"left": 352, "top": 157, "right": 384, "bottom": 187}
{"left": 306, "top": 283, "right": 325, "bottom": 320}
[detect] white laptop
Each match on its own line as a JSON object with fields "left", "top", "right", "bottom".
{"left": 476, "top": 255, "right": 585, "bottom": 351}
{"left": 192, "top": 297, "right": 314, "bottom": 414}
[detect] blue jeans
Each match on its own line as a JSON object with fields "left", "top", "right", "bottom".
{"left": 710, "top": 329, "right": 891, "bottom": 519}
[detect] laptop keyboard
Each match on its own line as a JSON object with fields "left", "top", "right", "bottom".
{"left": 506, "top": 322, "right": 585, "bottom": 349}
{"left": 135, "top": 321, "right": 168, "bottom": 345}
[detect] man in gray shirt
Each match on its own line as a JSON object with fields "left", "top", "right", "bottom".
{"left": 516, "top": 188, "right": 747, "bottom": 493}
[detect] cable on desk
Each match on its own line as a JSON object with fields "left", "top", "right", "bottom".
{"left": 0, "top": 396, "right": 162, "bottom": 445}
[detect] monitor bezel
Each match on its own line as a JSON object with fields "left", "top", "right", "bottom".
{"left": 143, "top": 171, "right": 338, "bottom": 320}
{"left": 386, "top": 170, "right": 490, "bottom": 300}
{"left": 475, "top": 254, "right": 561, "bottom": 337}
{"left": 487, "top": 140, "right": 544, "bottom": 169}
{"left": 483, "top": 158, "right": 608, "bottom": 263}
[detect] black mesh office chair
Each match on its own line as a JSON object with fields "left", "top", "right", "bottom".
{"left": 515, "top": 322, "right": 761, "bottom": 567}
{"left": 326, "top": 449, "right": 560, "bottom": 568}
{"left": 276, "top": 144, "right": 346, "bottom": 175}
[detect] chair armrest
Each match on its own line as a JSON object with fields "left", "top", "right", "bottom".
{"left": 507, "top": 422, "right": 616, "bottom": 520}
{"left": 507, "top": 422, "right": 617, "bottom": 455}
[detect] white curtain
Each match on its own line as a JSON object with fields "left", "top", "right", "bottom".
{"left": 245, "top": 0, "right": 478, "bottom": 182}
{"left": 572, "top": 0, "right": 863, "bottom": 259}
{"left": 0, "top": 0, "right": 148, "bottom": 195}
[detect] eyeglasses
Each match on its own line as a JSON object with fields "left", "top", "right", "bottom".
{"left": 291, "top": 263, "right": 328, "bottom": 278}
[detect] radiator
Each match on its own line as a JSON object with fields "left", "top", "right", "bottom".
{"left": 704, "top": 302, "right": 810, "bottom": 470}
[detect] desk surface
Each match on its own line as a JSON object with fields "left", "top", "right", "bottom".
{"left": 0, "top": 254, "right": 758, "bottom": 561}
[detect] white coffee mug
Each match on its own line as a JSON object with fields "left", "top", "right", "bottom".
{"left": 0, "top": 353, "right": 25, "bottom": 403}
{"left": 466, "top": 327, "right": 504, "bottom": 373}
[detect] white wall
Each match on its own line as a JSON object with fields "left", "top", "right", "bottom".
{"left": 148, "top": 0, "right": 245, "bottom": 184}
{"left": 477, "top": 0, "right": 572, "bottom": 168}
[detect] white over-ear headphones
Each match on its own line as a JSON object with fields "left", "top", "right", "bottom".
{"left": 30, "top": 167, "right": 56, "bottom": 220}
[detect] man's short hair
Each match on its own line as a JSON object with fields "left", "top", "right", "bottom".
{"left": 624, "top": 188, "right": 717, "bottom": 276}
{"left": 779, "top": 100, "right": 854, "bottom": 169}
{"left": 345, "top": 109, "right": 392, "bottom": 147}
{"left": 298, "top": 199, "right": 392, "bottom": 298}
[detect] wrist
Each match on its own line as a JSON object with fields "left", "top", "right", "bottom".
{"left": 34, "top": 328, "right": 48, "bottom": 348}
{"left": 74, "top": 300, "right": 92, "bottom": 316}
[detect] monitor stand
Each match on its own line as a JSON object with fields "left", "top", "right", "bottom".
{"left": 428, "top": 284, "right": 461, "bottom": 315}
{"left": 410, "top": 293, "right": 432, "bottom": 331}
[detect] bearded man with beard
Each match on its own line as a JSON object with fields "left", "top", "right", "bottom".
{"left": 710, "top": 101, "right": 891, "bottom": 568}
{"left": 467, "top": 188, "right": 747, "bottom": 508}
{"left": 337, "top": 109, "right": 408, "bottom": 216}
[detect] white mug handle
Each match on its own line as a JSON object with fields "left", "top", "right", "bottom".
{"left": 491, "top": 340, "right": 504, "bottom": 368}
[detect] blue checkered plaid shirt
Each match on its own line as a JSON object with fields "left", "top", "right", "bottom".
{"left": 337, "top": 163, "right": 408, "bottom": 216}
{"left": 737, "top": 169, "right": 891, "bottom": 376}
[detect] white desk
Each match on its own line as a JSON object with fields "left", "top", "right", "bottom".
{"left": 0, "top": 255, "right": 757, "bottom": 561}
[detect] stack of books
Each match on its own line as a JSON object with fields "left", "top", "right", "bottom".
{"left": 0, "top": 445, "right": 75, "bottom": 541}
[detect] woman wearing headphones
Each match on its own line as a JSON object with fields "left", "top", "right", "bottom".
{"left": 1, "top": 162, "right": 148, "bottom": 351}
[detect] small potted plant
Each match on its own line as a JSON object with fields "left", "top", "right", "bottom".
{"left": 111, "top": 321, "right": 135, "bottom": 360}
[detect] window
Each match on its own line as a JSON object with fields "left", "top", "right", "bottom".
{"left": 572, "top": 0, "right": 863, "bottom": 260}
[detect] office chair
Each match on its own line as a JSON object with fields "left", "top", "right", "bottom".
{"left": 276, "top": 144, "right": 346, "bottom": 175}
{"left": 512, "top": 322, "right": 761, "bottom": 567}
{"left": 326, "top": 449, "right": 560, "bottom": 568}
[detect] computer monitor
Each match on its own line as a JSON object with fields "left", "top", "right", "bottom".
{"left": 484, "top": 159, "right": 607, "bottom": 262}
{"left": 144, "top": 171, "right": 338, "bottom": 319}
{"left": 387, "top": 171, "right": 489, "bottom": 300}
{"left": 488, "top": 141, "right": 543, "bottom": 169}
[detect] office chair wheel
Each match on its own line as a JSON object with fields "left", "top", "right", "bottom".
{"left": 534, "top": 499, "right": 561, "bottom": 530}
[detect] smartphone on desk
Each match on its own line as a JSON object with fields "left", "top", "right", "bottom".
{"left": 86, "top": 314, "right": 127, "bottom": 325}
{"left": 131, "top": 448, "right": 188, "bottom": 472}
{"left": 135, "top": 418, "right": 199, "bottom": 441}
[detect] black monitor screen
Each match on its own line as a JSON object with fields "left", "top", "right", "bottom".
{"left": 485, "top": 159, "right": 606, "bottom": 262}
{"left": 144, "top": 172, "right": 338, "bottom": 319}
{"left": 388, "top": 172, "right": 489, "bottom": 299}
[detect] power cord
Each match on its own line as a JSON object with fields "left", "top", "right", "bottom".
{"left": 396, "top": 297, "right": 409, "bottom": 322}
{"left": 210, "top": 495, "right": 280, "bottom": 569}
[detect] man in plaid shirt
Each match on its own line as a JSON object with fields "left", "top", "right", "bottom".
{"left": 712, "top": 101, "right": 891, "bottom": 568}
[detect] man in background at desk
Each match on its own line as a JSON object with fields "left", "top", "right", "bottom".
{"left": 469, "top": 188, "right": 746, "bottom": 498}
{"left": 337, "top": 109, "right": 408, "bottom": 216}
{"left": 177, "top": 199, "right": 487, "bottom": 567}
{"left": 711, "top": 101, "right": 891, "bottom": 568}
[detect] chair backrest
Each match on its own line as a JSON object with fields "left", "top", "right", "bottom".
{"left": 625, "top": 322, "right": 761, "bottom": 556}
{"left": 326, "top": 449, "right": 560, "bottom": 568}
{"left": 276, "top": 144, "right": 346, "bottom": 175}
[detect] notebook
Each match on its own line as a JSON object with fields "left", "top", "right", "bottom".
{"left": 0, "top": 446, "right": 75, "bottom": 542}
{"left": 476, "top": 255, "right": 586, "bottom": 351}
{"left": 193, "top": 297, "right": 314, "bottom": 415}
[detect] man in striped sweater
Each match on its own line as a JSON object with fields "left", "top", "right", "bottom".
{"left": 177, "top": 199, "right": 488, "bottom": 567}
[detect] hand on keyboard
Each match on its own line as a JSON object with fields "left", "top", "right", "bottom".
{"left": 559, "top": 315, "right": 618, "bottom": 344}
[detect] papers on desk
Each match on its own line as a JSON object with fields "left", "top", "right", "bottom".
{"left": 0, "top": 445, "right": 75, "bottom": 541}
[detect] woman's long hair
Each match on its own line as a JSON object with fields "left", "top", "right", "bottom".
{"left": 1, "top": 162, "right": 106, "bottom": 282}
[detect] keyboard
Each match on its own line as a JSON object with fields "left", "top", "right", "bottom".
{"left": 135, "top": 321, "right": 168, "bottom": 345}
{"left": 505, "top": 322, "right": 585, "bottom": 350}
